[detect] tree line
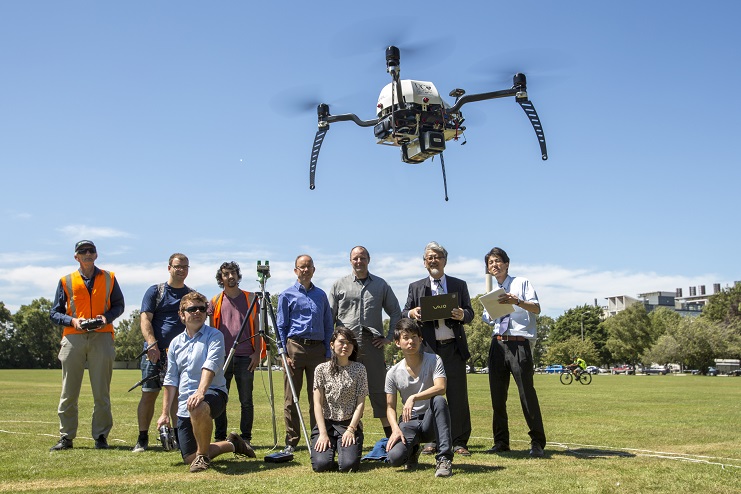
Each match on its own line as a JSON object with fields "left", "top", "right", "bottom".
{"left": 1, "top": 285, "right": 739, "bottom": 370}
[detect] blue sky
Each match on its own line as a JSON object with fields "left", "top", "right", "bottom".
{"left": 1, "top": 1, "right": 738, "bottom": 319}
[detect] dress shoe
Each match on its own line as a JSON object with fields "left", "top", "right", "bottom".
{"left": 95, "top": 435, "right": 109, "bottom": 449}
{"left": 484, "top": 442, "right": 510, "bottom": 454}
{"left": 529, "top": 442, "right": 545, "bottom": 458}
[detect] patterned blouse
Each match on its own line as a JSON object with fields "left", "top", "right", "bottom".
{"left": 313, "top": 360, "right": 368, "bottom": 422}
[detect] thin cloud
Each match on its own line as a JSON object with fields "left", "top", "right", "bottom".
{"left": 57, "top": 225, "right": 132, "bottom": 239}
{"left": 0, "top": 253, "right": 732, "bottom": 319}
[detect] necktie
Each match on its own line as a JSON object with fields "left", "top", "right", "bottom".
{"left": 497, "top": 283, "right": 509, "bottom": 335}
{"left": 498, "top": 315, "right": 510, "bottom": 335}
{"left": 433, "top": 279, "right": 445, "bottom": 295}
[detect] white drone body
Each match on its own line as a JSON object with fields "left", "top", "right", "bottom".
{"left": 376, "top": 80, "right": 447, "bottom": 117}
{"left": 374, "top": 80, "right": 465, "bottom": 163}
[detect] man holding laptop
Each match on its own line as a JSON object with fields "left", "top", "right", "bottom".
{"left": 403, "top": 241, "right": 474, "bottom": 457}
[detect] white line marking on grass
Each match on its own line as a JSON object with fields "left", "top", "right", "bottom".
{"left": 550, "top": 441, "right": 741, "bottom": 469}
{"left": 0, "top": 430, "right": 126, "bottom": 443}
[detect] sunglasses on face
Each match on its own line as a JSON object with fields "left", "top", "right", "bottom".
{"left": 76, "top": 248, "right": 96, "bottom": 255}
{"left": 183, "top": 306, "right": 207, "bottom": 314}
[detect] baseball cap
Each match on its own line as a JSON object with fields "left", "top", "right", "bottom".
{"left": 74, "top": 240, "right": 96, "bottom": 252}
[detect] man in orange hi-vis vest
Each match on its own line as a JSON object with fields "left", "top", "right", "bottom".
{"left": 208, "top": 261, "right": 264, "bottom": 446}
{"left": 49, "top": 240, "right": 125, "bottom": 452}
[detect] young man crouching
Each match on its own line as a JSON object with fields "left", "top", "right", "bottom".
{"left": 385, "top": 318, "right": 454, "bottom": 477}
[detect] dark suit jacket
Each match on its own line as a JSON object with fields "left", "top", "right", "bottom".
{"left": 402, "top": 276, "right": 474, "bottom": 361}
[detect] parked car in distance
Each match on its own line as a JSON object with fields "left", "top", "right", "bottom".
{"left": 611, "top": 365, "right": 634, "bottom": 375}
{"left": 641, "top": 366, "right": 669, "bottom": 375}
{"left": 707, "top": 367, "right": 719, "bottom": 376}
{"left": 730, "top": 369, "right": 741, "bottom": 377}
{"left": 586, "top": 366, "right": 601, "bottom": 375}
{"left": 545, "top": 364, "right": 564, "bottom": 374}
{"left": 479, "top": 367, "right": 489, "bottom": 374}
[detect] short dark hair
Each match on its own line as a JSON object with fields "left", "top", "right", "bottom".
{"left": 484, "top": 247, "right": 510, "bottom": 273}
{"left": 216, "top": 261, "right": 242, "bottom": 289}
{"left": 169, "top": 253, "right": 189, "bottom": 266}
{"left": 394, "top": 318, "right": 423, "bottom": 341}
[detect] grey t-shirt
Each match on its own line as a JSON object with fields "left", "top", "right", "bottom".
{"left": 384, "top": 352, "right": 446, "bottom": 418}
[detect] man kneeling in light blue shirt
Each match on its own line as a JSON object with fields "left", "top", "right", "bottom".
{"left": 158, "top": 292, "right": 256, "bottom": 472}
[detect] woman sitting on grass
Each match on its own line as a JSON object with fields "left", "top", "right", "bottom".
{"left": 310, "top": 327, "right": 368, "bottom": 472}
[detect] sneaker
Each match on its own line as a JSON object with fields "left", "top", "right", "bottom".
{"left": 228, "top": 432, "right": 256, "bottom": 458}
{"left": 283, "top": 445, "right": 295, "bottom": 455}
{"left": 435, "top": 457, "right": 453, "bottom": 477}
{"left": 189, "top": 454, "right": 211, "bottom": 473}
{"left": 529, "top": 442, "right": 545, "bottom": 458}
{"left": 132, "top": 438, "right": 148, "bottom": 453}
{"left": 404, "top": 444, "right": 421, "bottom": 470}
{"left": 95, "top": 435, "right": 109, "bottom": 450}
{"left": 50, "top": 437, "right": 73, "bottom": 452}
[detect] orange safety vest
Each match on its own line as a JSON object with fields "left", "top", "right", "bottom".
{"left": 61, "top": 270, "right": 115, "bottom": 337}
{"left": 211, "top": 290, "right": 266, "bottom": 359}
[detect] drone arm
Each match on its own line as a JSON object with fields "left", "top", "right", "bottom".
{"left": 517, "top": 98, "right": 548, "bottom": 160}
{"left": 326, "top": 113, "right": 377, "bottom": 127}
{"left": 446, "top": 88, "right": 519, "bottom": 113}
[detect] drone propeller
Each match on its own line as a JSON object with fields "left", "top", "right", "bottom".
{"left": 328, "top": 18, "right": 456, "bottom": 73}
{"left": 468, "top": 48, "right": 570, "bottom": 90}
{"left": 269, "top": 84, "right": 362, "bottom": 117}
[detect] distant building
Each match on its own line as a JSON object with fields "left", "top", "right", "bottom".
{"left": 672, "top": 284, "right": 722, "bottom": 316}
{"left": 638, "top": 291, "right": 676, "bottom": 312}
{"left": 603, "top": 295, "right": 641, "bottom": 318}
{"left": 603, "top": 282, "right": 732, "bottom": 318}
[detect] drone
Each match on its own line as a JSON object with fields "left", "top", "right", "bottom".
{"left": 308, "top": 46, "right": 548, "bottom": 200}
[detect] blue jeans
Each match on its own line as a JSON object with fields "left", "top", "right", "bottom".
{"left": 214, "top": 356, "right": 255, "bottom": 441}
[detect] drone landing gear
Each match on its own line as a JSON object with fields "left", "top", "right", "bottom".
{"left": 309, "top": 126, "right": 328, "bottom": 190}
{"left": 517, "top": 99, "right": 548, "bottom": 160}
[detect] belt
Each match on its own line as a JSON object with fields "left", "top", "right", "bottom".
{"left": 436, "top": 338, "right": 456, "bottom": 346}
{"left": 495, "top": 334, "right": 527, "bottom": 342}
{"left": 289, "top": 337, "right": 323, "bottom": 346}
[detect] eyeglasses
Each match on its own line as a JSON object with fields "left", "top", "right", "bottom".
{"left": 425, "top": 255, "right": 444, "bottom": 262}
{"left": 76, "top": 248, "right": 96, "bottom": 255}
{"left": 170, "top": 265, "right": 189, "bottom": 270}
{"left": 183, "top": 306, "right": 207, "bottom": 314}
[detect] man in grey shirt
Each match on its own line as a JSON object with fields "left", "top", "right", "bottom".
{"left": 385, "top": 318, "right": 453, "bottom": 477}
{"left": 329, "top": 246, "right": 401, "bottom": 437}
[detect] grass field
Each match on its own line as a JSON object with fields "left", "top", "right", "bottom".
{"left": 0, "top": 369, "right": 739, "bottom": 493}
